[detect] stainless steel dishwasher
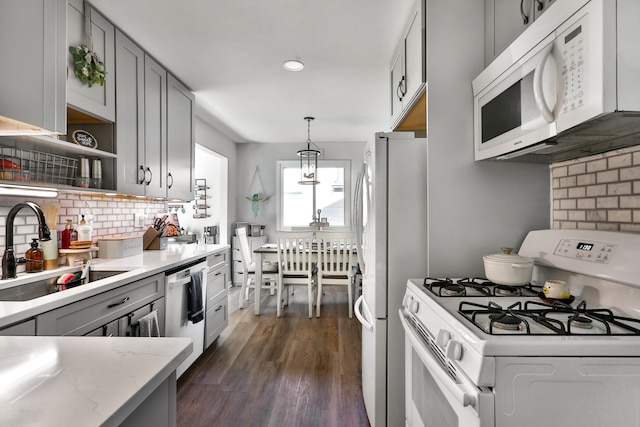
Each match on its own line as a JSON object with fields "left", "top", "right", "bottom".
{"left": 165, "top": 259, "right": 208, "bottom": 378}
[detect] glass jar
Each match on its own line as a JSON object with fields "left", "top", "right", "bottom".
{"left": 26, "top": 238, "right": 43, "bottom": 272}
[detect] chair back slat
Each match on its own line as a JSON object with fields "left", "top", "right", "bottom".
{"left": 317, "top": 232, "right": 354, "bottom": 275}
{"left": 277, "top": 233, "right": 315, "bottom": 274}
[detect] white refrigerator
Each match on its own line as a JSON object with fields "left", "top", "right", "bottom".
{"left": 354, "top": 132, "right": 428, "bottom": 427}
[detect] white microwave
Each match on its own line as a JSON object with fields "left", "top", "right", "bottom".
{"left": 473, "top": 0, "right": 640, "bottom": 162}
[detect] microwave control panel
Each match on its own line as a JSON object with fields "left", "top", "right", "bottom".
{"left": 554, "top": 238, "right": 617, "bottom": 264}
{"left": 559, "top": 17, "right": 587, "bottom": 114}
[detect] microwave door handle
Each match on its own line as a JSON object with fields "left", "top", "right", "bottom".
{"left": 533, "top": 43, "right": 555, "bottom": 123}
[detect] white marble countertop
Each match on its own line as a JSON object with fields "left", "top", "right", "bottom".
{"left": 0, "top": 335, "right": 192, "bottom": 426}
{"left": 0, "top": 243, "right": 230, "bottom": 329}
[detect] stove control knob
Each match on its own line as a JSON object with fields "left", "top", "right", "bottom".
{"left": 436, "top": 330, "right": 451, "bottom": 348}
{"left": 446, "top": 340, "right": 463, "bottom": 361}
{"left": 409, "top": 299, "right": 419, "bottom": 314}
{"left": 402, "top": 294, "right": 412, "bottom": 308}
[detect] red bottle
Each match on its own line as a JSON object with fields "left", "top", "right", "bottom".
{"left": 61, "top": 219, "right": 78, "bottom": 249}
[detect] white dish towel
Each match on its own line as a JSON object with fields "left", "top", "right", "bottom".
{"left": 138, "top": 309, "right": 160, "bottom": 337}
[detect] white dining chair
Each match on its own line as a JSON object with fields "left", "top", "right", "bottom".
{"left": 236, "top": 227, "right": 278, "bottom": 310}
{"left": 316, "top": 232, "right": 356, "bottom": 318}
{"left": 276, "top": 233, "right": 317, "bottom": 318}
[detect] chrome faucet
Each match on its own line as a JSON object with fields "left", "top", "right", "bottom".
{"left": 2, "top": 202, "right": 51, "bottom": 280}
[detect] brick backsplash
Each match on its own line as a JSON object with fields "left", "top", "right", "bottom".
{"left": 0, "top": 193, "right": 166, "bottom": 263}
{"left": 551, "top": 145, "right": 640, "bottom": 232}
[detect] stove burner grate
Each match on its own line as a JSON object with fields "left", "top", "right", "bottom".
{"left": 422, "top": 277, "right": 541, "bottom": 298}
{"left": 459, "top": 300, "right": 640, "bottom": 335}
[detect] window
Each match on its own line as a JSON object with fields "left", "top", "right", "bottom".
{"left": 277, "top": 160, "right": 351, "bottom": 231}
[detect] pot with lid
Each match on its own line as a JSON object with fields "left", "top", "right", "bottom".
{"left": 483, "top": 247, "right": 534, "bottom": 286}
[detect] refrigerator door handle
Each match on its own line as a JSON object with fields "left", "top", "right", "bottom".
{"left": 354, "top": 165, "right": 367, "bottom": 273}
{"left": 355, "top": 295, "right": 374, "bottom": 331}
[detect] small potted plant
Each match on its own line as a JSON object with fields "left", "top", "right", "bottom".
{"left": 69, "top": 44, "right": 107, "bottom": 87}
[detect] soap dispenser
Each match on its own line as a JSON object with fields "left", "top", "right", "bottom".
{"left": 78, "top": 214, "right": 92, "bottom": 242}
{"left": 61, "top": 219, "right": 78, "bottom": 249}
{"left": 26, "top": 238, "right": 43, "bottom": 273}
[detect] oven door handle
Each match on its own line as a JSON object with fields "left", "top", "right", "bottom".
{"left": 399, "top": 310, "right": 477, "bottom": 408}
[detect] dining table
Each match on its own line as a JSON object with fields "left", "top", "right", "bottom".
{"left": 252, "top": 242, "right": 357, "bottom": 315}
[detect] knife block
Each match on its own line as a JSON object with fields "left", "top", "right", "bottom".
{"left": 143, "top": 227, "right": 167, "bottom": 250}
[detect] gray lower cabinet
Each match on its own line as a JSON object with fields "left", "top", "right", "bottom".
{"left": 205, "top": 249, "right": 229, "bottom": 348}
{"left": 0, "top": 318, "right": 36, "bottom": 336}
{"left": 37, "top": 273, "right": 165, "bottom": 336}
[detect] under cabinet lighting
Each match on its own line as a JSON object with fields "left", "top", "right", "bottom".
{"left": 0, "top": 184, "right": 58, "bottom": 198}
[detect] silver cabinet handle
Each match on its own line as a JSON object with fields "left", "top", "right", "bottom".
{"left": 107, "top": 296, "right": 130, "bottom": 308}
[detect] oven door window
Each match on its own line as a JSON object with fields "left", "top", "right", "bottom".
{"left": 411, "top": 348, "right": 459, "bottom": 426}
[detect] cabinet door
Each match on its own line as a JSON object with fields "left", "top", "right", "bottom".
{"left": 389, "top": 49, "right": 404, "bottom": 128}
{"left": 485, "top": 0, "right": 533, "bottom": 64}
{"left": 0, "top": 0, "right": 66, "bottom": 134}
{"left": 166, "top": 74, "right": 195, "bottom": 201}
{"left": 205, "top": 292, "right": 228, "bottom": 348}
{"left": 533, "top": 0, "right": 556, "bottom": 20}
{"left": 403, "top": 2, "right": 425, "bottom": 108}
{"left": 67, "top": 0, "right": 115, "bottom": 121}
{"left": 143, "top": 55, "right": 167, "bottom": 198}
{"left": 115, "top": 29, "right": 145, "bottom": 196}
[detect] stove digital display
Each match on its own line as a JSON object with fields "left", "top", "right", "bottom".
{"left": 577, "top": 242, "right": 594, "bottom": 251}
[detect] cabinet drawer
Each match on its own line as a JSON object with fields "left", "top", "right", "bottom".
{"left": 205, "top": 293, "right": 228, "bottom": 348}
{"left": 207, "top": 249, "right": 228, "bottom": 270}
{"left": 207, "top": 269, "right": 227, "bottom": 309}
{"left": 0, "top": 318, "right": 36, "bottom": 336}
{"left": 37, "top": 273, "right": 164, "bottom": 336}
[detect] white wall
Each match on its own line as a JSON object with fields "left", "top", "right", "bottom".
{"left": 177, "top": 144, "right": 229, "bottom": 244}
{"left": 235, "top": 141, "right": 366, "bottom": 242}
{"left": 425, "top": 0, "right": 550, "bottom": 277}
{"left": 193, "top": 114, "right": 237, "bottom": 244}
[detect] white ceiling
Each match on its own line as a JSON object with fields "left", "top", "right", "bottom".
{"left": 90, "top": 0, "right": 414, "bottom": 144}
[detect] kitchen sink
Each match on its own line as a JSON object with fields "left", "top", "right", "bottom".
{"left": 0, "top": 270, "right": 128, "bottom": 301}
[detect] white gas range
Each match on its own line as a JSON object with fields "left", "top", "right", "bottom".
{"left": 400, "top": 229, "right": 640, "bottom": 427}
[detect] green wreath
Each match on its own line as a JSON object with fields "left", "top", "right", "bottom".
{"left": 69, "top": 44, "right": 107, "bottom": 87}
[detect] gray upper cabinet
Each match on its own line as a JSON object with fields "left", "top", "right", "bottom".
{"left": 166, "top": 74, "right": 195, "bottom": 201}
{"left": 115, "top": 29, "right": 146, "bottom": 196}
{"left": 114, "top": 31, "right": 167, "bottom": 198}
{"left": 0, "top": 0, "right": 66, "bottom": 134}
{"left": 390, "top": 0, "right": 426, "bottom": 131}
{"left": 67, "top": 0, "right": 115, "bottom": 122}
{"left": 143, "top": 55, "right": 168, "bottom": 198}
{"left": 485, "top": 0, "right": 556, "bottom": 65}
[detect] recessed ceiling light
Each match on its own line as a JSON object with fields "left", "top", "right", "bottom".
{"left": 283, "top": 60, "right": 304, "bottom": 72}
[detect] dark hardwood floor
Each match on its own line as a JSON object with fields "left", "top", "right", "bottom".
{"left": 177, "top": 286, "right": 371, "bottom": 427}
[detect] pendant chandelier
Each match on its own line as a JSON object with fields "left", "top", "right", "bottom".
{"left": 297, "top": 117, "right": 321, "bottom": 185}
